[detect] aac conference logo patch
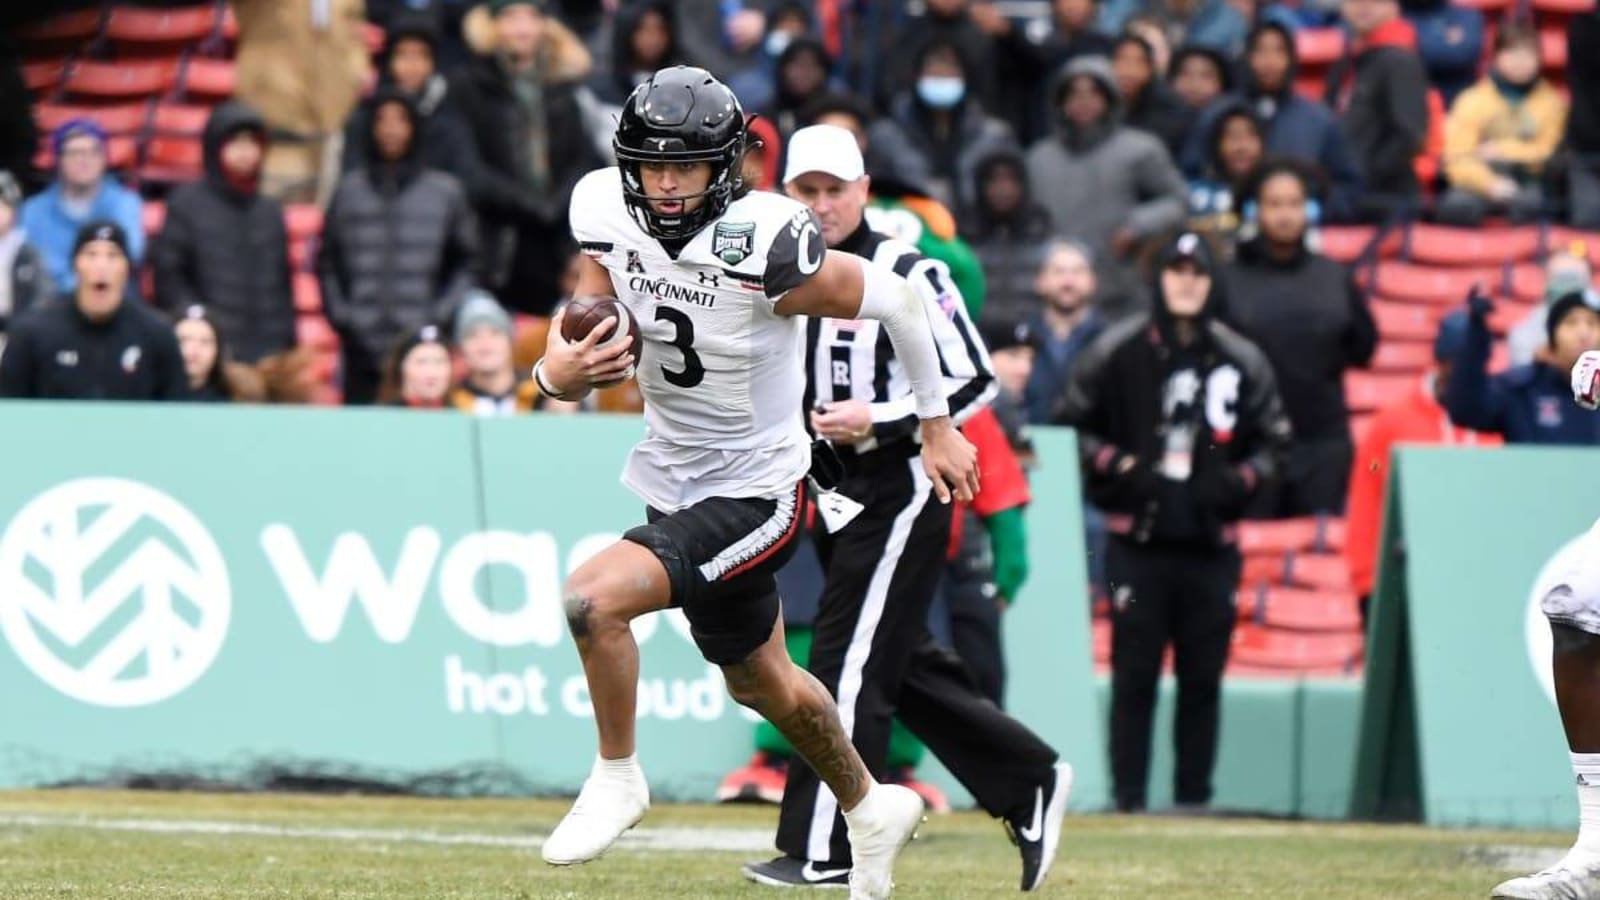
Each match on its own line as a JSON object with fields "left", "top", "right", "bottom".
{"left": 0, "top": 478, "right": 230, "bottom": 707}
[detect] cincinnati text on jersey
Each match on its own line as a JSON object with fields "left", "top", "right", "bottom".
{"left": 627, "top": 275, "right": 718, "bottom": 308}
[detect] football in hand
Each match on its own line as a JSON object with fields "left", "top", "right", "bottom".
{"left": 560, "top": 295, "right": 639, "bottom": 388}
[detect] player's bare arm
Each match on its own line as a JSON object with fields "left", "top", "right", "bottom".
{"left": 535, "top": 253, "right": 635, "bottom": 400}
{"left": 775, "top": 250, "right": 981, "bottom": 504}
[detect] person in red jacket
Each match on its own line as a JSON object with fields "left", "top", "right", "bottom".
{"left": 1344, "top": 311, "right": 1500, "bottom": 620}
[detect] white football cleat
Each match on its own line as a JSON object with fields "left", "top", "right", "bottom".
{"left": 541, "top": 759, "right": 650, "bottom": 866}
{"left": 1492, "top": 850, "right": 1600, "bottom": 899}
{"left": 844, "top": 784, "right": 925, "bottom": 900}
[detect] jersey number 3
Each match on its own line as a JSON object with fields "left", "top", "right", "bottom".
{"left": 655, "top": 307, "right": 705, "bottom": 388}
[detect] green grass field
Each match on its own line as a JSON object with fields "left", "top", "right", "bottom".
{"left": 0, "top": 789, "right": 1570, "bottom": 898}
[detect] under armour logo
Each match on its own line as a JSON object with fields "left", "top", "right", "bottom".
{"left": 697, "top": 270, "right": 719, "bottom": 288}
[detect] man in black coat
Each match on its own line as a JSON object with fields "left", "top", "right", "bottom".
{"left": 1569, "top": 9, "right": 1600, "bottom": 229}
{"left": 1, "top": 221, "right": 188, "bottom": 401}
{"left": 152, "top": 101, "right": 295, "bottom": 364}
{"left": 1057, "top": 231, "right": 1290, "bottom": 813}
{"left": 1224, "top": 161, "right": 1376, "bottom": 516}
{"left": 1325, "top": 0, "right": 1430, "bottom": 220}
{"left": 449, "top": 0, "right": 601, "bottom": 316}
{"left": 318, "top": 89, "right": 478, "bottom": 405}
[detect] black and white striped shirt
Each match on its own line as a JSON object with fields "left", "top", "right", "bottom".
{"left": 802, "top": 222, "right": 996, "bottom": 455}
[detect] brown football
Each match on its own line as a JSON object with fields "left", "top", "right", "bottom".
{"left": 560, "top": 295, "right": 640, "bottom": 388}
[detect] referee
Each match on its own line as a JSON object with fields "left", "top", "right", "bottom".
{"left": 740, "top": 126, "right": 1071, "bottom": 894}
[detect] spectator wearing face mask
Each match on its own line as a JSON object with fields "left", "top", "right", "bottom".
{"left": 1112, "top": 33, "right": 1193, "bottom": 159}
{"left": 0, "top": 170, "right": 52, "bottom": 334}
{"left": 877, "top": 0, "right": 999, "bottom": 114}
{"left": 19, "top": 121, "right": 144, "bottom": 293}
{"left": 448, "top": 289, "right": 541, "bottom": 415}
{"left": 379, "top": 324, "right": 454, "bottom": 408}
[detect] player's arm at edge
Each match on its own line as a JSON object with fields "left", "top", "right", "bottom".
{"left": 533, "top": 252, "right": 635, "bottom": 402}
{"left": 774, "top": 249, "right": 980, "bottom": 503}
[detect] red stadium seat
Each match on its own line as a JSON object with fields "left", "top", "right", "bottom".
{"left": 1238, "top": 518, "right": 1323, "bottom": 556}
{"left": 149, "top": 102, "right": 213, "bottom": 137}
{"left": 297, "top": 315, "right": 339, "bottom": 352}
{"left": 362, "top": 22, "right": 387, "bottom": 55}
{"left": 1509, "top": 262, "right": 1547, "bottom": 302}
{"left": 1241, "top": 552, "right": 1286, "bottom": 586}
{"left": 1293, "top": 74, "right": 1326, "bottom": 102}
{"left": 1319, "top": 225, "right": 1401, "bottom": 263}
{"left": 105, "top": 6, "right": 222, "bottom": 46}
{"left": 284, "top": 204, "right": 325, "bottom": 241}
{"left": 142, "top": 201, "right": 166, "bottom": 237}
{"left": 1370, "top": 298, "right": 1446, "bottom": 341}
{"left": 293, "top": 273, "right": 322, "bottom": 313}
{"left": 289, "top": 240, "right": 314, "bottom": 272}
{"left": 32, "top": 101, "right": 150, "bottom": 136}
{"left": 33, "top": 134, "right": 138, "bottom": 172}
{"left": 1092, "top": 618, "right": 1111, "bottom": 664}
{"left": 22, "top": 60, "right": 67, "bottom": 93}
{"left": 1547, "top": 228, "right": 1600, "bottom": 266}
{"left": 1541, "top": 28, "right": 1568, "bottom": 71}
{"left": 1345, "top": 370, "right": 1415, "bottom": 412}
{"left": 1351, "top": 411, "right": 1376, "bottom": 445}
{"left": 64, "top": 60, "right": 179, "bottom": 101}
{"left": 1374, "top": 261, "right": 1500, "bottom": 305}
{"left": 1369, "top": 339, "right": 1433, "bottom": 372}
{"left": 1407, "top": 223, "right": 1541, "bottom": 266}
{"left": 17, "top": 8, "right": 105, "bottom": 43}
{"left": 140, "top": 136, "right": 205, "bottom": 182}
{"left": 220, "top": 5, "right": 240, "bottom": 41}
{"left": 1533, "top": 0, "right": 1596, "bottom": 11}
{"left": 1453, "top": 0, "right": 1514, "bottom": 10}
{"left": 1283, "top": 552, "right": 1354, "bottom": 591}
{"left": 181, "top": 58, "right": 236, "bottom": 100}
{"left": 1296, "top": 28, "right": 1346, "bottom": 65}
{"left": 1230, "top": 625, "right": 1363, "bottom": 670}
{"left": 1256, "top": 587, "right": 1361, "bottom": 632}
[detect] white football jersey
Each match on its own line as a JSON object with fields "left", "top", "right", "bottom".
{"left": 569, "top": 167, "right": 825, "bottom": 512}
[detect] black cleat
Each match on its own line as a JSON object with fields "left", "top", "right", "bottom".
{"left": 741, "top": 855, "right": 851, "bottom": 889}
{"left": 1004, "top": 761, "right": 1074, "bottom": 891}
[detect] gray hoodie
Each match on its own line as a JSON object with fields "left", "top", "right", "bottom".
{"left": 1024, "top": 55, "right": 1187, "bottom": 317}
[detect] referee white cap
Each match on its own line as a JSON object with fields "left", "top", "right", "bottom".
{"left": 782, "top": 124, "right": 866, "bottom": 185}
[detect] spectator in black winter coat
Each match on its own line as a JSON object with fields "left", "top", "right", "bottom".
{"left": 152, "top": 102, "right": 295, "bottom": 364}
{"left": 761, "top": 38, "right": 838, "bottom": 147}
{"left": 964, "top": 147, "right": 1055, "bottom": 328}
{"left": 0, "top": 37, "right": 33, "bottom": 193}
{"left": 1181, "top": 21, "right": 1363, "bottom": 223}
{"left": 1326, "top": 0, "right": 1430, "bottom": 220}
{"left": 319, "top": 89, "right": 478, "bottom": 406}
{"left": 1113, "top": 33, "right": 1194, "bottom": 159}
{"left": 450, "top": 0, "right": 601, "bottom": 316}
{"left": 592, "top": 1, "right": 680, "bottom": 106}
{"left": 1224, "top": 162, "right": 1376, "bottom": 516}
{"left": 878, "top": 38, "right": 1018, "bottom": 213}
{"left": 1057, "top": 231, "right": 1290, "bottom": 813}
{"left": 0, "top": 222, "right": 188, "bottom": 401}
{"left": 971, "top": 0, "right": 1117, "bottom": 144}
{"left": 341, "top": 12, "right": 477, "bottom": 182}
{"left": 1169, "top": 45, "right": 1231, "bottom": 114}
{"left": 877, "top": 0, "right": 999, "bottom": 114}
{"left": 0, "top": 170, "right": 52, "bottom": 334}
{"left": 1568, "top": 10, "right": 1600, "bottom": 229}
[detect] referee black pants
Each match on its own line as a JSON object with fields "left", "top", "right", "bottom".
{"left": 775, "top": 449, "right": 1058, "bottom": 866}
{"left": 1105, "top": 536, "right": 1240, "bottom": 811}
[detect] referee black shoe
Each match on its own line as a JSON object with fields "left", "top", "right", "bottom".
{"left": 1004, "top": 761, "right": 1074, "bottom": 891}
{"left": 741, "top": 855, "right": 850, "bottom": 889}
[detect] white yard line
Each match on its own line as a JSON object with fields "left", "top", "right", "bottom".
{"left": 0, "top": 813, "right": 773, "bottom": 853}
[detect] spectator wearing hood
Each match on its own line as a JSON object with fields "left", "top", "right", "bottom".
{"left": 1169, "top": 45, "right": 1232, "bottom": 114}
{"left": 1186, "top": 102, "right": 1265, "bottom": 250}
{"left": 451, "top": 0, "right": 601, "bottom": 317}
{"left": 319, "top": 89, "right": 478, "bottom": 406}
{"left": 876, "top": 0, "right": 999, "bottom": 114}
{"left": 1225, "top": 162, "right": 1377, "bottom": 516}
{"left": 1183, "top": 21, "right": 1363, "bottom": 223}
{"left": 592, "top": 1, "right": 680, "bottom": 106}
{"left": 341, "top": 13, "right": 477, "bottom": 181}
{"left": 1448, "top": 287, "right": 1600, "bottom": 445}
{"left": 153, "top": 102, "right": 295, "bottom": 364}
{"left": 1570, "top": 10, "right": 1600, "bottom": 229}
{"left": 19, "top": 121, "right": 144, "bottom": 293}
{"left": 1099, "top": 0, "right": 1247, "bottom": 57}
{"left": 881, "top": 38, "right": 1018, "bottom": 214}
{"left": 1326, "top": 0, "right": 1430, "bottom": 220}
{"left": 1112, "top": 33, "right": 1194, "bottom": 159}
{"left": 1057, "top": 231, "right": 1290, "bottom": 813}
{"left": 970, "top": 0, "right": 1117, "bottom": 144}
{"left": 1025, "top": 54, "right": 1189, "bottom": 319}
{"left": 761, "top": 38, "right": 840, "bottom": 147}
{"left": 1344, "top": 311, "right": 1499, "bottom": 618}
{"left": 1509, "top": 248, "right": 1597, "bottom": 368}
{"left": 0, "top": 170, "right": 52, "bottom": 333}
{"left": 964, "top": 147, "right": 1055, "bottom": 328}
{"left": 1438, "top": 24, "right": 1565, "bottom": 228}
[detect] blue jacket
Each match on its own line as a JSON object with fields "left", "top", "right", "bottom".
{"left": 1447, "top": 313, "right": 1600, "bottom": 445}
{"left": 1025, "top": 309, "right": 1104, "bottom": 424}
{"left": 1098, "top": 0, "right": 1247, "bottom": 55}
{"left": 18, "top": 179, "right": 145, "bottom": 292}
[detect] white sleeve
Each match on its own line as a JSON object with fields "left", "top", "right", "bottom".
{"left": 855, "top": 255, "right": 949, "bottom": 420}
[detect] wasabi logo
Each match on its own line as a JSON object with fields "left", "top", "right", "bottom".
{"left": 0, "top": 478, "right": 231, "bottom": 707}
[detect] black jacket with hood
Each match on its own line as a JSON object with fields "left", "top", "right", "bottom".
{"left": 962, "top": 146, "right": 1054, "bottom": 328}
{"left": 1324, "top": 17, "right": 1429, "bottom": 208}
{"left": 151, "top": 101, "right": 295, "bottom": 364}
{"left": 340, "top": 13, "right": 478, "bottom": 182}
{"left": 1115, "top": 33, "right": 1194, "bottom": 159}
{"left": 1056, "top": 237, "right": 1291, "bottom": 547}
{"left": 318, "top": 89, "right": 479, "bottom": 362}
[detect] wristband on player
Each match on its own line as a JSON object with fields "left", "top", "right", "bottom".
{"left": 532, "top": 358, "right": 571, "bottom": 400}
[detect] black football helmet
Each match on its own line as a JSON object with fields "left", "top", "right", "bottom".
{"left": 613, "top": 66, "right": 748, "bottom": 242}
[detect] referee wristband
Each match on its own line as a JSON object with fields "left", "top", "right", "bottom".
{"left": 532, "top": 359, "right": 571, "bottom": 400}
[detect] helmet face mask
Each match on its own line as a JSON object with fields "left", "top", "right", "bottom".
{"left": 613, "top": 66, "right": 748, "bottom": 243}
